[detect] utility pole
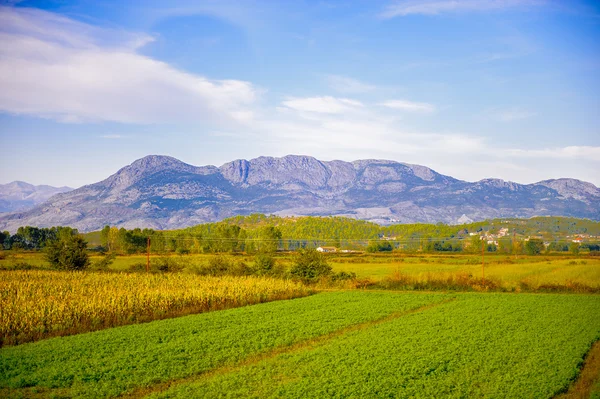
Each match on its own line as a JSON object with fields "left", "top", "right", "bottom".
{"left": 481, "top": 239, "right": 485, "bottom": 283}
{"left": 146, "top": 236, "right": 151, "bottom": 273}
{"left": 513, "top": 229, "right": 517, "bottom": 260}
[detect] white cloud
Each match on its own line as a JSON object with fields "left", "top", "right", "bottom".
{"left": 380, "top": 0, "right": 545, "bottom": 18}
{"left": 0, "top": 6, "right": 258, "bottom": 125}
{"left": 100, "top": 134, "right": 126, "bottom": 139}
{"left": 281, "top": 96, "right": 363, "bottom": 114}
{"left": 326, "top": 75, "right": 376, "bottom": 94}
{"left": 506, "top": 146, "right": 600, "bottom": 161}
{"left": 379, "top": 99, "right": 436, "bottom": 113}
{"left": 485, "top": 107, "right": 537, "bottom": 122}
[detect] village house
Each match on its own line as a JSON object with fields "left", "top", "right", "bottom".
{"left": 316, "top": 246, "right": 337, "bottom": 253}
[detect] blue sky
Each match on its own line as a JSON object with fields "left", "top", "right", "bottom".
{"left": 0, "top": 0, "right": 599, "bottom": 187}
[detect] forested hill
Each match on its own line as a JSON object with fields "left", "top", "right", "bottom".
{"left": 201, "top": 214, "right": 600, "bottom": 240}
{"left": 70, "top": 214, "right": 600, "bottom": 253}
{"left": 6, "top": 215, "right": 599, "bottom": 253}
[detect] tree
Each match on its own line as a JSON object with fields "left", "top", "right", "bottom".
{"left": 46, "top": 234, "right": 90, "bottom": 270}
{"left": 290, "top": 248, "right": 332, "bottom": 283}
{"left": 569, "top": 242, "right": 580, "bottom": 255}
{"left": 0, "top": 230, "right": 9, "bottom": 249}
{"left": 524, "top": 239, "right": 544, "bottom": 256}
{"left": 254, "top": 252, "right": 276, "bottom": 275}
{"left": 367, "top": 241, "right": 393, "bottom": 253}
{"left": 257, "top": 226, "right": 282, "bottom": 253}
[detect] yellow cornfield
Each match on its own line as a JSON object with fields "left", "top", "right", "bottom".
{"left": 0, "top": 270, "right": 312, "bottom": 346}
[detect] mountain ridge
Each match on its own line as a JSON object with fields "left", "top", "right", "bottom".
{"left": 0, "top": 154, "right": 598, "bottom": 232}
{"left": 0, "top": 181, "right": 73, "bottom": 214}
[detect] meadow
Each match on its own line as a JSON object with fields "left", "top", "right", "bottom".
{"left": 1, "top": 291, "right": 599, "bottom": 398}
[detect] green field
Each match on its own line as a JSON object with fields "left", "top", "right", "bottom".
{"left": 2, "top": 291, "right": 599, "bottom": 398}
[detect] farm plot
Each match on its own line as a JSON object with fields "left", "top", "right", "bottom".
{"left": 0, "top": 291, "right": 449, "bottom": 398}
{"left": 0, "top": 270, "right": 311, "bottom": 346}
{"left": 152, "top": 293, "right": 600, "bottom": 399}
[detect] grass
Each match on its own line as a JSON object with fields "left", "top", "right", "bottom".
{"left": 0, "top": 270, "right": 311, "bottom": 346}
{"left": 149, "top": 293, "right": 600, "bottom": 399}
{"left": 0, "top": 291, "right": 449, "bottom": 398}
{"left": 328, "top": 253, "right": 600, "bottom": 290}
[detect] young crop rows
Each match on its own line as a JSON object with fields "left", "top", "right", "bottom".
{"left": 1, "top": 291, "right": 599, "bottom": 398}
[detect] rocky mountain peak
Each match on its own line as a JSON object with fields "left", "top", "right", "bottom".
{"left": 101, "top": 155, "right": 202, "bottom": 190}
{"left": 0, "top": 155, "right": 598, "bottom": 232}
{"left": 537, "top": 178, "right": 600, "bottom": 200}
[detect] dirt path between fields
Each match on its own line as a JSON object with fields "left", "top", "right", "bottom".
{"left": 120, "top": 297, "right": 457, "bottom": 399}
{"left": 554, "top": 339, "right": 600, "bottom": 399}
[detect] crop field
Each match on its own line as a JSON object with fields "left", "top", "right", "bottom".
{"left": 0, "top": 270, "right": 311, "bottom": 346}
{"left": 3, "top": 251, "right": 599, "bottom": 291}
{"left": 1, "top": 291, "right": 599, "bottom": 398}
{"left": 329, "top": 254, "right": 600, "bottom": 289}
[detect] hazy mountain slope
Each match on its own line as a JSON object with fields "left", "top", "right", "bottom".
{"left": 0, "top": 181, "right": 73, "bottom": 213}
{"left": 0, "top": 155, "right": 598, "bottom": 232}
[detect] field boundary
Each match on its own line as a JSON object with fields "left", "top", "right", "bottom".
{"left": 119, "top": 296, "right": 457, "bottom": 398}
{"left": 554, "top": 339, "right": 600, "bottom": 399}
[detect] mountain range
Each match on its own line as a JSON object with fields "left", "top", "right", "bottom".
{"left": 0, "top": 181, "right": 73, "bottom": 214}
{"left": 0, "top": 155, "right": 598, "bottom": 233}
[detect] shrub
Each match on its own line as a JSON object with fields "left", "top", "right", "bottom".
{"left": 154, "top": 256, "right": 185, "bottom": 273}
{"left": 254, "top": 253, "right": 276, "bottom": 275}
{"left": 290, "top": 248, "right": 332, "bottom": 283}
{"left": 90, "top": 252, "right": 116, "bottom": 271}
{"left": 46, "top": 235, "right": 90, "bottom": 271}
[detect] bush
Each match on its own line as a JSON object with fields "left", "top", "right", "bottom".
{"left": 366, "top": 242, "right": 393, "bottom": 253}
{"left": 331, "top": 271, "right": 357, "bottom": 282}
{"left": 525, "top": 239, "right": 544, "bottom": 255}
{"left": 1, "top": 261, "right": 35, "bottom": 271}
{"left": 254, "top": 253, "right": 275, "bottom": 274}
{"left": 154, "top": 256, "right": 185, "bottom": 273}
{"left": 46, "top": 235, "right": 90, "bottom": 270}
{"left": 90, "top": 252, "right": 116, "bottom": 271}
{"left": 290, "top": 248, "right": 332, "bottom": 283}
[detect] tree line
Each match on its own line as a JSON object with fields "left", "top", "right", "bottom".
{"left": 2, "top": 214, "right": 599, "bottom": 255}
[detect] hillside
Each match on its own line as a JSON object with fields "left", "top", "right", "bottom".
{"left": 0, "top": 155, "right": 599, "bottom": 233}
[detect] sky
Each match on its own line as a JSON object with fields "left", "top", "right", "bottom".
{"left": 0, "top": 0, "right": 599, "bottom": 188}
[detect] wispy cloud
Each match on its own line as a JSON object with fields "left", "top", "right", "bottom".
{"left": 379, "top": 100, "right": 436, "bottom": 113}
{"left": 281, "top": 96, "right": 363, "bottom": 114}
{"left": 326, "top": 75, "right": 376, "bottom": 94}
{"left": 100, "top": 134, "right": 126, "bottom": 139}
{"left": 486, "top": 107, "right": 537, "bottom": 122}
{"left": 0, "top": 6, "right": 258, "bottom": 125}
{"left": 380, "top": 0, "right": 545, "bottom": 18}
{"left": 506, "top": 146, "right": 600, "bottom": 161}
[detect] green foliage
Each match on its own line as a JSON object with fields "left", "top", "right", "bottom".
{"left": 12, "top": 215, "right": 600, "bottom": 256}
{"left": 525, "top": 238, "right": 545, "bottom": 255}
{"left": 45, "top": 234, "right": 89, "bottom": 270}
{"left": 0, "top": 230, "right": 9, "bottom": 249}
{"left": 253, "top": 253, "right": 276, "bottom": 276}
{"left": 3, "top": 226, "right": 79, "bottom": 250}
{"left": 90, "top": 252, "right": 116, "bottom": 271}
{"left": 366, "top": 241, "right": 393, "bottom": 252}
{"left": 290, "top": 248, "right": 332, "bottom": 282}
{"left": 569, "top": 242, "right": 580, "bottom": 255}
